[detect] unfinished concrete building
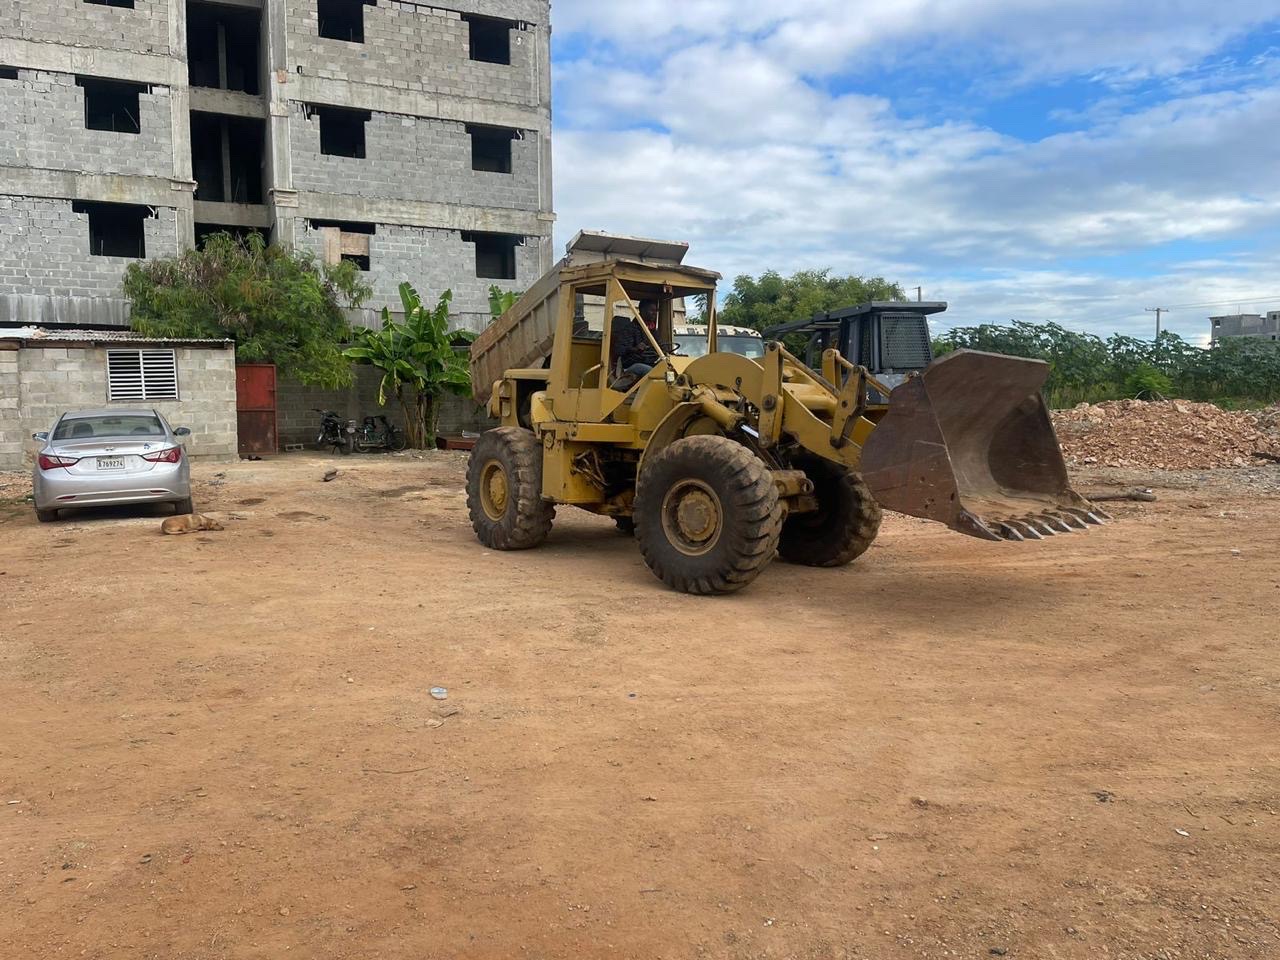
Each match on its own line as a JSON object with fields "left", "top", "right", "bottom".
{"left": 0, "top": 0, "right": 554, "bottom": 333}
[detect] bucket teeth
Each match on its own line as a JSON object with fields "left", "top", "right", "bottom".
{"left": 1062, "top": 507, "right": 1098, "bottom": 526}
{"left": 993, "top": 522, "right": 1025, "bottom": 541}
{"left": 1055, "top": 512, "right": 1089, "bottom": 531}
{"left": 1005, "top": 519, "right": 1042, "bottom": 540}
{"left": 1044, "top": 514, "right": 1076, "bottom": 533}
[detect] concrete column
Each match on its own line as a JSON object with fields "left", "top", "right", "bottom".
{"left": 168, "top": 0, "right": 196, "bottom": 250}
{"left": 534, "top": 20, "right": 554, "bottom": 272}
{"left": 263, "top": 0, "right": 298, "bottom": 247}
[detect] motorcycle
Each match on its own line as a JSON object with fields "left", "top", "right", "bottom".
{"left": 353, "top": 414, "right": 408, "bottom": 453}
{"left": 314, "top": 408, "right": 356, "bottom": 454}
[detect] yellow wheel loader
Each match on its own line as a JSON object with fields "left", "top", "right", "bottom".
{"left": 466, "top": 232, "right": 1106, "bottom": 595}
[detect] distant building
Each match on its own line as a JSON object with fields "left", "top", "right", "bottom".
{"left": 1209, "top": 311, "right": 1280, "bottom": 342}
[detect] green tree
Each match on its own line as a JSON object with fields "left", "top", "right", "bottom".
{"left": 343, "top": 283, "right": 475, "bottom": 449}
{"left": 938, "top": 319, "right": 1280, "bottom": 406}
{"left": 718, "top": 269, "right": 905, "bottom": 333}
{"left": 123, "top": 232, "right": 369, "bottom": 387}
{"left": 488, "top": 284, "right": 523, "bottom": 320}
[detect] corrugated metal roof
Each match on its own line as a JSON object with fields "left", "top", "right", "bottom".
{"left": 0, "top": 326, "right": 232, "bottom": 345}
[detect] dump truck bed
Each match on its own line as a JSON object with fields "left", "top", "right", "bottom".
{"left": 469, "top": 263, "right": 563, "bottom": 407}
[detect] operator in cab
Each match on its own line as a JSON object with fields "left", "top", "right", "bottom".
{"left": 611, "top": 299, "right": 661, "bottom": 387}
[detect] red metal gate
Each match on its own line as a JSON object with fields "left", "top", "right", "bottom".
{"left": 236, "top": 364, "right": 277, "bottom": 456}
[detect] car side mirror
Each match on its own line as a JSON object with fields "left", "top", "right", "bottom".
{"left": 32, "top": 432, "right": 48, "bottom": 442}
{"left": 174, "top": 427, "right": 192, "bottom": 437}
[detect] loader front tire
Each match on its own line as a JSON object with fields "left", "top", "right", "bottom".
{"left": 779, "top": 457, "right": 882, "bottom": 567}
{"left": 634, "top": 436, "right": 783, "bottom": 595}
{"left": 467, "top": 427, "right": 555, "bottom": 550}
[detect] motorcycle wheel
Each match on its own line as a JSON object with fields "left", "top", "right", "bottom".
{"left": 388, "top": 429, "right": 408, "bottom": 452}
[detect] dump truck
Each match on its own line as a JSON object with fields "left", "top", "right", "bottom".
{"left": 466, "top": 231, "right": 1106, "bottom": 595}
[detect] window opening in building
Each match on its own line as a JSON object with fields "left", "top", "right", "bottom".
{"left": 464, "top": 15, "right": 513, "bottom": 64}
{"left": 72, "top": 201, "right": 150, "bottom": 258}
{"left": 195, "top": 224, "right": 272, "bottom": 249}
{"left": 462, "top": 231, "right": 520, "bottom": 280}
{"left": 310, "top": 220, "right": 375, "bottom": 269}
{"left": 107, "top": 350, "right": 179, "bottom": 402}
{"left": 468, "top": 125, "right": 517, "bottom": 174}
{"left": 85, "top": 0, "right": 136, "bottom": 8}
{"left": 191, "top": 113, "right": 266, "bottom": 204}
{"left": 187, "top": 1, "right": 262, "bottom": 94}
{"left": 0, "top": 67, "right": 18, "bottom": 81}
{"left": 307, "top": 105, "right": 370, "bottom": 158}
{"left": 318, "top": 0, "right": 370, "bottom": 43}
{"left": 76, "top": 77, "right": 145, "bottom": 134}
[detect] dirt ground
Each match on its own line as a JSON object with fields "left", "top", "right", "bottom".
{"left": 2, "top": 452, "right": 1279, "bottom": 959}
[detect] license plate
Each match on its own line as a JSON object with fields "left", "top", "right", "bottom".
{"left": 96, "top": 457, "right": 126, "bottom": 471}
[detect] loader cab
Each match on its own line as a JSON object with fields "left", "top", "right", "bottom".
{"left": 765, "top": 301, "right": 945, "bottom": 400}
{"left": 545, "top": 260, "right": 720, "bottom": 424}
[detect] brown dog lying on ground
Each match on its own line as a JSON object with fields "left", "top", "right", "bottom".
{"left": 160, "top": 514, "right": 225, "bottom": 535}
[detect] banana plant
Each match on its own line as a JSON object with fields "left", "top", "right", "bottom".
{"left": 344, "top": 283, "right": 475, "bottom": 449}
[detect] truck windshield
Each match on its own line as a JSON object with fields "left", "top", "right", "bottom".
{"left": 674, "top": 334, "right": 766, "bottom": 359}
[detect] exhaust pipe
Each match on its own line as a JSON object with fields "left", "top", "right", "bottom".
{"left": 858, "top": 350, "right": 1108, "bottom": 541}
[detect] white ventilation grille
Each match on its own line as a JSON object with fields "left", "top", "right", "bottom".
{"left": 107, "top": 349, "right": 179, "bottom": 401}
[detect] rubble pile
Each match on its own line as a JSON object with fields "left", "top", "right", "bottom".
{"left": 1052, "top": 399, "right": 1280, "bottom": 470}
{"left": 1256, "top": 403, "right": 1280, "bottom": 436}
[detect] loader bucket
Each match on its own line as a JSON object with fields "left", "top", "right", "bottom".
{"left": 858, "top": 349, "right": 1108, "bottom": 541}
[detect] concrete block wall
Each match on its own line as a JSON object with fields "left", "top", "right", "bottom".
{"left": 289, "top": 105, "right": 540, "bottom": 210}
{"left": 288, "top": 1, "right": 541, "bottom": 106}
{"left": 297, "top": 220, "right": 542, "bottom": 332}
{"left": 0, "top": 346, "right": 20, "bottom": 466}
{"left": 3, "top": 0, "right": 175, "bottom": 56}
{"left": 0, "top": 71, "right": 175, "bottom": 179}
{"left": 0, "top": 197, "right": 178, "bottom": 301}
{"left": 0, "top": 342, "right": 237, "bottom": 469}
{"left": 275, "top": 365, "right": 489, "bottom": 448}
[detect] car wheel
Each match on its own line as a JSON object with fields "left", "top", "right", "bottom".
{"left": 174, "top": 497, "right": 194, "bottom": 515}
{"left": 36, "top": 508, "right": 58, "bottom": 523}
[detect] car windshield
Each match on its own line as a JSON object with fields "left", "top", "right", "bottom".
{"left": 674, "top": 334, "right": 766, "bottom": 359}
{"left": 53, "top": 414, "right": 165, "bottom": 440}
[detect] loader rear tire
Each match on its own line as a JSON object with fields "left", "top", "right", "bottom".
{"left": 634, "top": 436, "right": 783, "bottom": 595}
{"left": 467, "top": 427, "right": 555, "bottom": 550}
{"left": 778, "top": 457, "right": 882, "bottom": 567}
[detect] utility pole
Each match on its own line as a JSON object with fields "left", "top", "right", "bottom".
{"left": 1145, "top": 306, "right": 1167, "bottom": 338}
{"left": 915, "top": 286, "right": 922, "bottom": 302}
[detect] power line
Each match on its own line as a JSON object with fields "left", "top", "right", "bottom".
{"left": 1158, "top": 294, "right": 1280, "bottom": 310}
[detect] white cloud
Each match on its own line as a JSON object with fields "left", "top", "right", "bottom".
{"left": 553, "top": 0, "right": 1277, "bottom": 84}
{"left": 549, "top": 2, "right": 1280, "bottom": 342}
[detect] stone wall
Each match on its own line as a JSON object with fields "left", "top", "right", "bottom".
{"left": 2, "top": 0, "right": 176, "bottom": 56}
{"left": 0, "top": 70, "right": 175, "bottom": 179}
{"left": 296, "top": 221, "right": 543, "bottom": 333}
{"left": 289, "top": 104, "right": 540, "bottom": 210}
{"left": 0, "top": 197, "right": 178, "bottom": 302}
{"left": 0, "top": 340, "right": 237, "bottom": 469}
{"left": 288, "top": 1, "right": 544, "bottom": 107}
{"left": 276, "top": 365, "right": 490, "bottom": 448}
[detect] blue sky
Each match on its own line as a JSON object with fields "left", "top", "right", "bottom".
{"left": 548, "top": 1, "right": 1280, "bottom": 343}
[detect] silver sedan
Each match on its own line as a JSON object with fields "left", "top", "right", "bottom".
{"left": 32, "top": 408, "right": 194, "bottom": 523}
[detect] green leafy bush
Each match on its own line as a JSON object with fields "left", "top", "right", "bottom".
{"left": 124, "top": 232, "right": 369, "bottom": 387}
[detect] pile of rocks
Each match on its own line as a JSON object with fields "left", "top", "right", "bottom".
{"left": 1052, "top": 399, "right": 1280, "bottom": 470}
{"left": 1255, "top": 403, "right": 1280, "bottom": 436}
